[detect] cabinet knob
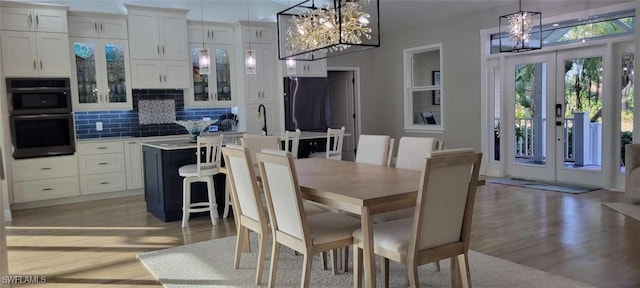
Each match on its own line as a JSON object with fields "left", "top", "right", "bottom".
{"left": 42, "top": 188, "right": 53, "bottom": 191}
{"left": 100, "top": 23, "right": 103, "bottom": 32}
{"left": 100, "top": 182, "right": 110, "bottom": 185}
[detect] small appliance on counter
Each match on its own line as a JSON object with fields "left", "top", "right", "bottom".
{"left": 6, "top": 78, "right": 75, "bottom": 159}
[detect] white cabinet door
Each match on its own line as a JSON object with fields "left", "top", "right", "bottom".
{"left": 36, "top": 32, "right": 71, "bottom": 77}
{"left": 0, "top": 31, "right": 37, "bottom": 77}
{"left": 124, "top": 141, "right": 143, "bottom": 190}
{"left": 68, "top": 16, "right": 99, "bottom": 37}
{"left": 98, "top": 18, "right": 128, "bottom": 39}
{"left": 159, "top": 13, "right": 188, "bottom": 61}
{"left": 1, "top": 8, "right": 34, "bottom": 31}
{"left": 131, "top": 60, "right": 163, "bottom": 89}
{"left": 163, "top": 61, "right": 190, "bottom": 88}
{"left": 128, "top": 10, "right": 160, "bottom": 60}
{"left": 245, "top": 103, "right": 278, "bottom": 135}
{"left": 242, "top": 27, "right": 274, "bottom": 44}
{"left": 34, "top": 9, "right": 68, "bottom": 33}
{"left": 188, "top": 25, "right": 233, "bottom": 44}
{"left": 257, "top": 44, "right": 276, "bottom": 102}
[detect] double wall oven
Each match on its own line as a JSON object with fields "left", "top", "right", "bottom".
{"left": 7, "top": 78, "right": 75, "bottom": 159}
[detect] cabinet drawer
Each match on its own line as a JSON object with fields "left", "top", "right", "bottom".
{"left": 78, "top": 154, "right": 125, "bottom": 175}
{"left": 79, "top": 172, "right": 126, "bottom": 195}
{"left": 76, "top": 141, "right": 124, "bottom": 155}
{"left": 12, "top": 155, "right": 78, "bottom": 182}
{"left": 13, "top": 176, "right": 80, "bottom": 203}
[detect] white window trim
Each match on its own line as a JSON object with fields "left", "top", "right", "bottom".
{"left": 403, "top": 43, "right": 444, "bottom": 133}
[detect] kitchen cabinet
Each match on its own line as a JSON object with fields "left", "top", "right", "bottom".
{"left": 283, "top": 58, "right": 327, "bottom": 77}
{"left": 131, "top": 60, "right": 190, "bottom": 89}
{"left": 241, "top": 26, "right": 274, "bottom": 44}
{"left": 187, "top": 43, "right": 235, "bottom": 107}
{"left": 243, "top": 43, "right": 277, "bottom": 103}
{"left": 68, "top": 14, "right": 127, "bottom": 39}
{"left": 187, "top": 23, "right": 233, "bottom": 45}
{"left": 0, "top": 31, "right": 71, "bottom": 77}
{"left": 245, "top": 103, "right": 278, "bottom": 135}
{"left": 124, "top": 141, "right": 144, "bottom": 190}
{"left": 11, "top": 155, "right": 80, "bottom": 203}
{"left": 1, "top": 6, "right": 68, "bottom": 33}
{"left": 77, "top": 142, "right": 126, "bottom": 195}
{"left": 70, "top": 38, "right": 132, "bottom": 110}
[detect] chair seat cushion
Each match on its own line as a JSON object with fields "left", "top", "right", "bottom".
{"left": 307, "top": 212, "right": 361, "bottom": 245}
{"left": 353, "top": 218, "right": 412, "bottom": 255}
{"left": 179, "top": 164, "right": 219, "bottom": 177}
{"left": 372, "top": 208, "right": 414, "bottom": 224}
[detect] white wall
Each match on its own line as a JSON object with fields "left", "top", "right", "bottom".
{"left": 330, "top": 0, "right": 632, "bottom": 151}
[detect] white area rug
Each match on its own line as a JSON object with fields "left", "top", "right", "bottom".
{"left": 138, "top": 235, "right": 592, "bottom": 288}
{"left": 603, "top": 201, "right": 640, "bottom": 222}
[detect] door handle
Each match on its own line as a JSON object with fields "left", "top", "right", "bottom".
{"left": 157, "top": 45, "right": 160, "bottom": 54}
{"left": 162, "top": 46, "right": 165, "bottom": 54}
{"left": 100, "top": 23, "right": 103, "bottom": 32}
{"left": 164, "top": 75, "right": 167, "bottom": 82}
{"left": 35, "top": 14, "right": 39, "bottom": 26}
{"left": 555, "top": 104, "right": 562, "bottom": 118}
{"left": 207, "top": 30, "right": 210, "bottom": 38}
{"left": 28, "top": 14, "right": 32, "bottom": 28}
{"left": 159, "top": 75, "right": 162, "bottom": 82}
{"left": 40, "top": 60, "right": 43, "bottom": 69}
{"left": 95, "top": 22, "right": 98, "bottom": 32}
{"left": 33, "top": 60, "right": 36, "bottom": 70}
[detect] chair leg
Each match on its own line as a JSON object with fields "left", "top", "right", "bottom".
{"left": 331, "top": 249, "right": 339, "bottom": 274}
{"left": 353, "top": 246, "right": 363, "bottom": 288}
{"left": 301, "top": 253, "right": 313, "bottom": 288}
{"left": 321, "top": 252, "right": 328, "bottom": 270}
{"left": 234, "top": 226, "right": 245, "bottom": 269}
{"left": 206, "top": 177, "right": 219, "bottom": 223}
{"left": 451, "top": 255, "right": 468, "bottom": 288}
{"left": 222, "top": 180, "right": 231, "bottom": 219}
{"left": 381, "top": 257, "right": 390, "bottom": 288}
{"left": 181, "top": 178, "right": 191, "bottom": 228}
{"left": 434, "top": 260, "right": 441, "bottom": 271}
{"left": 268, "top": 242, "right": 281, "bottom": 288}
{"left": 256, "top": 233, "right": 267, "bottom": 285}
{"left": 342, "top": 246, "right": 349, "bottom": 273}
{"left": 408, "top": 261, "right": 419, "bottom": 288}
{"left": 461, "top": 254, "right": 471, "bottom": 288}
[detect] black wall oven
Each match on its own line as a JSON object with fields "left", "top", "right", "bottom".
{"left": 7, "top": 78, "right": 75, "bottom": 159}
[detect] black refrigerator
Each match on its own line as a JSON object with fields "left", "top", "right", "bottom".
{"left": 284, "top": 77, "right": 330, "bottom": 132}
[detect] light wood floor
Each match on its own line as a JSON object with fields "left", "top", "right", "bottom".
{"left": 5, "top": 184, "right": 640, "bottom": 287}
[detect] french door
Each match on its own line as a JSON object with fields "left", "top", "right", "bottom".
{"left": 506, "top": 46, "right": 608, "bottom": 186}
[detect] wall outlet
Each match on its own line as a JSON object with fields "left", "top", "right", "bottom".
{"left": 203, "top": 117, "right": 211, "bottom": 121}
{"left": 96, "top": 122, "right": 103, "bottom": 131}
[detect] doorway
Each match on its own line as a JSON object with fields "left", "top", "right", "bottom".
{"left": 505, "top": 46, "right": 608, "bottom": 186}
{"left": 327, "top": 68, "right": 360, "bottom": 161}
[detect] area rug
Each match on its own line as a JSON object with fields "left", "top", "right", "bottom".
{"left": 137, "top": 235, "right": 592, "bottom": 288}
{"left": 487, "top": 177, "right": 598, "bottom": 194}
{"left": 603, "top": 201, "right": 640, "bottom": 222}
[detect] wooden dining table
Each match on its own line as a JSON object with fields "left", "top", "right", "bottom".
{"left": 293, "top": 158, "right": 421, "bottom": 288}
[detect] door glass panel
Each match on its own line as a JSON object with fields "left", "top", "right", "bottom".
{"left": 215, "top": 48, "right": 232, "bottom": 101}
{"left": 493, "top": 66, "right": 501, "bottom": 161}
{"left": 563, "top": 56, "right": 603, "bottom": 170}
{"left": 514, "top": 63, "right": 546, "bottom": 165}
{"left": 412, "top": 90, "right": 439, "bottom": 125}
{"left": 191, "top": 47, "right": 209, "bottom": 102}
{"left": 411, "top": 50, "right": 440, "bottom": 87}
{"left": 74, "top": 42, "right": 97, "bottom": 104}
{"left": 105, "top": 43, "right": 127, "bottom": 104}
{"left": 621, "top": 53, "right": 634, "bottom": 172}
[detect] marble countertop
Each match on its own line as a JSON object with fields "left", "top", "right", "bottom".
{"left": 141, "top": 135, "right": 242, "bottom": 150}
{"left": 271, "top": 131, "right": 352, "bottom": 140}
{"left": 77, "top": 131, "right": 246, "bottom": 143}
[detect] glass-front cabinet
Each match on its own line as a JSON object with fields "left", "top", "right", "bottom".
{"left": 187, "top": 43, "right": 234, "bottom": 107}
{"left": 71, "top": 38, "right": 132, "bottom": 110}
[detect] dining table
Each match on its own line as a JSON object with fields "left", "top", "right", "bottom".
{"left": 293, "top": 158, "right": 421, "bottom": 288}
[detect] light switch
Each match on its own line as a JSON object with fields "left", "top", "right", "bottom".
{"left": 96, "top": 122, "right": 103, "bottom": 131}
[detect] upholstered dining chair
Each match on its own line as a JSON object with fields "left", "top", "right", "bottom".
{"left": 355, "top": 135, "right": 393, "bottom": 166}
{"left": 256, "top": 149, "right": 361, "bottom": 288}
{"left": 178, "top": 134, "right": 225, "bottom": 228}
{"left": 309, "top": 127, "right": 346, "bottom": 160}
{"left": 625, "top": 143, "right": 640, "bottom": 200}
{"left": 240, "top": 134, "right": 281, "bottom": 164}
{"left": 284, "top": 129, "right": 302, "bottom": 159}
{"left": 352, "top": 149, "right": 482, "bottom": 288}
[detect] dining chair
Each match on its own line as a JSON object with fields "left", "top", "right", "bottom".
{"left": 395, "top": 136, "right": 439, "bottom": 170}
{"left": 256, "top": 149, "right": 361, "bottom": 288}
{"left": 309, "top": 127, "right": 346, "bottom": 160}
{"left": 240, "top": 134, "right": 281, "bottom": 163}
{"left": 284, "top": 129, "right": 302, "bottom": 159}
{"left": 352, "top": 149, "right": 482, "bottom": 288}
{"left": 355, "top": 135, "right": 392, "bottom": 166}
{"left": 178, "top": 134, "right": 226, "bottom": 228}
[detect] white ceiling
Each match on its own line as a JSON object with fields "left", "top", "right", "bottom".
{"left": 8, "top": 0, "right": 632, "bottom": 32}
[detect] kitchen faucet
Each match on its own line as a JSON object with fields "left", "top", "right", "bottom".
{"left": 258, "top": 104, "right": 267, "bottom": 135}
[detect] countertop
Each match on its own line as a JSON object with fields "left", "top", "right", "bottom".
{"left": 141, "top": 135, "right": 242, "bottom": 150}
{"left": 271, "top": 131, "right": 352, "bottom": 140}
{"left": 76, "top": 131, "right": 246, "bottom": 143}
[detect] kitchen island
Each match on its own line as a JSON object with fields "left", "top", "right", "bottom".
{"left": 141, "top": 136, "right": 240, "bottom": 222}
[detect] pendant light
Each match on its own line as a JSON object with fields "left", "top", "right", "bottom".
{"left": 198, "top": 0, "right": 211, "bottom": 74}
{"left": 498, "top": 0, "right": 542, "bottom": 52}
{"left": 245, "top": 0, "right": 256, "bottom": 75}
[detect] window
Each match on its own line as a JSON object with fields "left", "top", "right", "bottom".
{"left": 403, "top": 43, "right": 443, "bottom": 132}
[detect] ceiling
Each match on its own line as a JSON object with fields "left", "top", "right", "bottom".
{"left": 8, "top": 0, "right": 632, "bottom": 32}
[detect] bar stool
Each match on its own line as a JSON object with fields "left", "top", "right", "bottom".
{"left": 179, "top": 134, "right": 225, "bottom": 228}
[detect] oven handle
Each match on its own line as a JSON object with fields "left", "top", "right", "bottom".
{"left": 7, "top": 87, "right": 70, "bottom": 93}
{"left": 10, "top": 114, "right": 72, "bottom": 120}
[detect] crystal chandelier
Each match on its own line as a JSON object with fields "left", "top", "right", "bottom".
{"left": 499, "top": 0, "right": 541, "bottom": 52}
{"left": 277, "top": 0, "right": 380, "bottom": 61}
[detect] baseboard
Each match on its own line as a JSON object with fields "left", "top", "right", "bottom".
{"left": 10, "top": 189, "right": 143, "bottom": 211}
{"left": 3, "top": 208, "right": 11, "bottom": 222}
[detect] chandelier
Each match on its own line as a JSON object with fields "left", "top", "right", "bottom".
{"left": 277, "top": 0, "right": 380, "bottom": 61}
{"left": 499, "top": 0, "right": 541, "bottom": 52}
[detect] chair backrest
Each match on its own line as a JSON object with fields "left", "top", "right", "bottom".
{"left": 325, "top": 127, "right": 345, "bottom": 160}
{"left": 284, "top": 129, "right": 301, "bottom": 159}
{"left": 355, "top": 134, "right": 391, "bottom": 166}
{"left": 240, "top": 134, "right": 281, "bottom": 164}
{"left": 196, "top": 134, "right": 224, "bottom": 175}
{"left": 256, "top": 149, "right": 309, "bottom": 246}
{"left": 221, "top": 144, "right": 267, "bottom": 227}
{"left": 410, "top": 149, "right": 482, "bottom": 255}
{"left": 395, "top": 137, "right": 438, "bottom": 171}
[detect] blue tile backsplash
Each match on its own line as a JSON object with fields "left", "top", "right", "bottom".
{"left": 75, "top": 89, "right": 233, "bottom": 139}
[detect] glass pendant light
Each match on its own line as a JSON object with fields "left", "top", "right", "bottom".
{"left": 198, "top": 0, "right": 211, "bottom": 74}
{"left": 245, "top": 0, "right": 256, "bottom": 75}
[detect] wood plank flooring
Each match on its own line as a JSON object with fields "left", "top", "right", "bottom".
{"left": 4, "top": 184, "right": 640, "bottom": 287}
